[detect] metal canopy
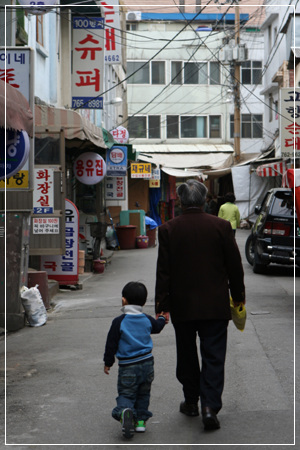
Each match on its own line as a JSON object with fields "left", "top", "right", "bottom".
{"left": 135, "top": 144, "right": 234, "bottom": 170}
{"left": 35, "top": 104, "right": 110, "bottom": 150}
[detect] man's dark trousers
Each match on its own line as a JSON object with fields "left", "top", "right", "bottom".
{"left": 174, "top": 319, "right": 229, "bottom": 413}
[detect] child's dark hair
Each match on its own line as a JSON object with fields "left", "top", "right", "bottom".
{"left": 122, "top": 281, "right": 147, "bottom": 306}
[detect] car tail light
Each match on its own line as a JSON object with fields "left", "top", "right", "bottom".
{"left": 263, "top": 221, "right": 291, "bottom": 236}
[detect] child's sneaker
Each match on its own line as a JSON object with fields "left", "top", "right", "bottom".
{"left": 134, "top": 420, "right": 146, "bottom": 432}
{"left": 121, "top": 408, "right": 134, "bottom": 439}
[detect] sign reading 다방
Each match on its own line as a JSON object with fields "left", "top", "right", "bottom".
{"left": 72, "top": 17, "right": 105, "bottom": 109}
{"left": 106, "top": 146, "right": 127, "bottom": 176}
{"left": 280, "top": 88, "right": 300, "bottom": 158}
{"left": 40, "top": 199, "right": 79, "bottom": 286}
{"left": 131, "top": 162, "right": 152, "bottom": 179}
{"left": 73, "top": 152, "right": 106, "bottom": 185}
{"left": 105, "top": 176, "right": 125, "bottom": 200}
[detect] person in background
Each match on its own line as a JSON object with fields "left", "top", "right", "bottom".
{"left": 155, "top": 180, "right": 245, "bottom": 431}
{"left": 204, "top": 193, "right": 218, "bottom": 215}
{"left": 103, "top": 281, "right": 167, "bottom": 439}
{"left": 218, "top": 192, "right": 240, "bottom": 236}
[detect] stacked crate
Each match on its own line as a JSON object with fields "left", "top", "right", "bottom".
{"left": 79, "top": 250, "right": 85, "bottom": 274}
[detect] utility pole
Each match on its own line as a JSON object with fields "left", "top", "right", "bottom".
{"left": 233, "top": 2, "right": 241, "bottom": 163}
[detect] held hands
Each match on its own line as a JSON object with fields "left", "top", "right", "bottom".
{"left": 156, "top": 312, "right": 170, "bottom": 324}
{"left": 104, "top": 365, "right": 110, "bottom": 375}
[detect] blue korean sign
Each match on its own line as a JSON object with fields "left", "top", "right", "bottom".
{"left": 106, "top": 146, "right": 127, "bottom": 176}
{"left": 0, "top": 129, "right": 30, "bottom": 180}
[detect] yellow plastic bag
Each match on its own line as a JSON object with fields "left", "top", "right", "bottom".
{"left": 230, "top": 297, "right": 246, "bottom": 332}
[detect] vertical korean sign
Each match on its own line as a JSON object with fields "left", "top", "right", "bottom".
{"left": 0, "top": 47, "right": 34, "bottom": 189}
{"left": 33, "top": 168, "right": 54, "bottom": 214}
{"left": 40, "top": 199, "right": 79, "bottom": 286}
{"left": 72, "top": 17, "right": 104, "bottom": 109}
{"left": 280, "top": 88, "right": 300, "bottom": 159}
{"left": 100, "top": 0, "right": 122, "bottom": 65}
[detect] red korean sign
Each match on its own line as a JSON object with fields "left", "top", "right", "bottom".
{"left": 72, "top": 17, "right": 104, "bottom": 109}
{"left": 33, "top": 168, "right": 54, "bottom": 214}
{"left": 73, "top": 152, "right": 107, "bottom": 185}
{"left": 111, "top": 126, "right": 129, "bottom": 144}
{"left": 99, "top": 0, "right": 122, "bottom": 65}
{"left": 280, "top": 88, "right": 300, "bottom": 159}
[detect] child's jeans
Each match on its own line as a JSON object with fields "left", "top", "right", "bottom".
{"left": 112, "top": 358, "right": 154, "bottom": 422}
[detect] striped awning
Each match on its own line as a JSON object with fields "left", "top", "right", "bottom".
{"left": 256, "top": 161, "right": 287, "bottom": 177}
{"left": 35, "top": 104, "right": 109, "bottom": 149}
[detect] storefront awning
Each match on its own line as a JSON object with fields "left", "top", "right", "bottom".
{"left": 204, "top": 151, "right": 276, "bottom": 178}
{"left": 161, "top": 167, "right": 206, "bottom": 179}
{"left": 35, "top": 104, "right": 113, "bottom": 149}
{"left": 256, "top": 160, "right": 287, "bottom": 177}
{"left": 0, "top": 80, "right": 33, "bottom": 136}
{"left": 135, "top": 144, "right": 234, "bottom": 170}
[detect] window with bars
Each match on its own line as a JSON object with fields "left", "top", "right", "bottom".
{"left": 129, "top": 114, "right": 221, "bottom": 139}
{"left": 241, "top": 61, "right": 262, "bottom": 85}
{"left": 171, "top": 61, "right": 220, "bottom": 85}
{"left": 230, "top": 114, "right": 263, "bottom": 138}
{"left": 168, "top": 115, "right": 220, "bottom": 138}
{"left": 127, "top": 61, "right": 165, "bottom": 84}
{"left": 128, "top": 115, "right": 161, "bottom": 139}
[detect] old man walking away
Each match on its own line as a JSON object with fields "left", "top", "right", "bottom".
{"left": 155, "top": 179, "right": 245, "bottom": 431}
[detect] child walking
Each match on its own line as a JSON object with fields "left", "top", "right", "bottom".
{"left": 103, "top": 281, "right": 167, "bottom": 439}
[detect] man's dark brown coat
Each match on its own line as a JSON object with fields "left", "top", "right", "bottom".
{"left": 155, "top": 208, "right": 245, "bottom": 324}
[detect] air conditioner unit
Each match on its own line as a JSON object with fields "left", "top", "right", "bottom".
{"left": 238, "top": 45, "right": 248, "bottom": 62}
{"left": 126, "top": 11, "right": 142, "bottom": 21}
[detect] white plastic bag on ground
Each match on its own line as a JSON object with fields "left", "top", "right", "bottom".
{"left": 21, "top": 285, "right": 47, "bottom": 327}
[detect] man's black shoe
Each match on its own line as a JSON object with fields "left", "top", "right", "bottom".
{"left": 179, "top": 401, "right": 199, "bottom": 417}
{"left": 202, "top": 406, "right": 220, "bottom": 430}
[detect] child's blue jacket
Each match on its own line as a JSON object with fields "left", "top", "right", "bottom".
{"left": 103, "top": 305, "right": 166, "bottom": 367}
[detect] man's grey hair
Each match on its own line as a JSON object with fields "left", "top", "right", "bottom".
{"left": 177, "top": 179, "right": 208, "bottom": 207}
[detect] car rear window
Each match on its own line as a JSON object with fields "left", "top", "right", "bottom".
{"left": 271, "top": 193, "right": 295, "bottom": 217}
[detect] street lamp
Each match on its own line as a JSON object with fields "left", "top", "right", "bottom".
{"left": 104, "top": 97, "right": 123, "bottom": 105}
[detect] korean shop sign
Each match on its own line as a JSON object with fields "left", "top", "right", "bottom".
{"left": 149, "top": 168, "right": 160, "bottom": 187}
{"left": 33, "top": 168, "right": 54, "bottom": 214}
{"left": 72, "top": 17, "right": 105, "bottom": 109}
{"left": 131, "top": 162, "right": 152, "bottom": 179}
{"left": 0, "top": 129, "right": 30, "bottom": 180}
{"left": 280, "top": 88, "right": 300, "bottom": 158}
{"left": 0, "top": 47, "right": 33, "bottom": 190}
{"left": 40, "top": 199, "right": 79, "bottom": 286}
{"left": 105, "top": 176, "right": 125, "bottom": 200}
{"left": 99, "top": 0, "right": 122, "bottom": 65}
{"left": 111, "top": 126, "right": 129, "bottom": 144}
{"left": 106, "top": 145, "right": 127, "bottom": 176}
{"left": 73, "top": 152, "right": 106, "bottom": 185}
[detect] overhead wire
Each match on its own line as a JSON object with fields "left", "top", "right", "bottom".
{"left": 2, "top": 2, "right": 295, "bottom": 131}
{"left": 126, "top": 1, "right": 234, "bottom": 123}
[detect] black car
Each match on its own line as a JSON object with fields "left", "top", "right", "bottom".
{"left": 245, "top": 188, "right": 300, "bottom": 273}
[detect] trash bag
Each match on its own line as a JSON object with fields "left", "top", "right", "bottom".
{"left": 230, "top": 297, "right": 246, "bottom": 332}
{"left": 21, "top": 285, "right": 47, "bottom": 327}
{"left": 105, "top": 225, "right": 117, "bottom": 249}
